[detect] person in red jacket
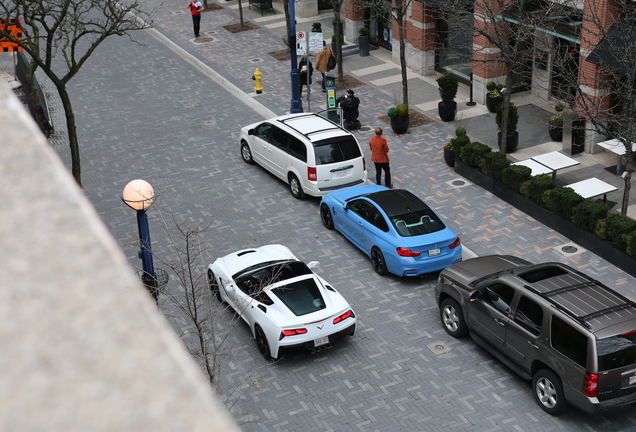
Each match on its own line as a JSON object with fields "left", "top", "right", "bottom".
{"left": 369, "top": 127, "right": 392, "bottom": 188}
{"left": 187, "top": 1, "right": 203, "bottom": 38}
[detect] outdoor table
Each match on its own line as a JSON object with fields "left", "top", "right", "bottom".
{"left": 531, "top": 151, "right": 580, "bottom": 180}
{"left": 565, "top": 177, "right": 618, "bottom": 203}
{"left": 512, "top": 159, "right": 554, "bottom": 176}
{"left": 596, "top": 139, "right": 636, "bottom": 175}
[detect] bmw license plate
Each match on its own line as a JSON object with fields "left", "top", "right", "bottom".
{"left": 314, "top": 336, "right": 329, "bottom": 347}
{"left": 429, "top": 248, "right": 441, "bottom": 256}
{"left": 630, "top": 375, "right": 636, "bottom": 386}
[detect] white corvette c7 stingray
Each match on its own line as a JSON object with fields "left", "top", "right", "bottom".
{"left": 207, "top": 244, "right": 356, "bottom": 360}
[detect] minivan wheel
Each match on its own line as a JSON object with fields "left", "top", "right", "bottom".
{"left": 320, "top": 203, "right": 334, "bottom": 229}
{"left": 371, "top": 247, "right": 388, "bottom": 275}
{"left": 241, "top": 141, "right": 254, "bottom": 164}
{"left": 533, "top": 369, "right": 568, "bottom": 415}
{"left": 440, "top": 298, "right": 467, "bottom": 337}
{"left": 289, "top": 174, "right": 305, "bottom": 199}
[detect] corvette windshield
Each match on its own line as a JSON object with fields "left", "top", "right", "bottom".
{"left": 233, "top": 260, "right": 313, "bottom": 286}
{"left": 271, "top": 278, "right": 326, "bottom": 316}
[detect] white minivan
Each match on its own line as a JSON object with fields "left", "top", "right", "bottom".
{"left": 239, "top": 113, "right": 367, "bottom": 198}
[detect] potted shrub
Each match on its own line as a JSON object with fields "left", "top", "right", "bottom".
{"left": 437, "top": 74, "right": 459, "bottom": 122}
{"left": 387, "top": 104, "right": 409, "bottom": 134}
{"left": 443, "top": 127, "right": 468, "bottom": 167}
{"left": 331, "top": 34, "right": 343, "bottom": 53}
{"left": 358, "top": 27, "right": 370, "bottom": 57}
{"left": 549, "top": 103, "right": 564, "bottom": 142}
{"left": 485, "top": 81, "right": 503, "bottom": 113}
{"left": 311, "top": 22, "right": 322, "bottom": 33}
{"left": 495, "top": 102, "right": 519, "bottom": 153}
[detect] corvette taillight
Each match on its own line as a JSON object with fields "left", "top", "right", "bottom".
{"left": 281, "top": 328, "right": 307, "bottom": 337}
{"left": 396, "top": 247, "right": 421, "bottom": 257}
{"left": 582, "top": 371, "right": 598, "bottom": 397}
{"left": 333, "top": 310, "right": 353, "bottom": 324}
{"left": 449, "top": 237, "right": 461, "bottom": 249}
{"left": 308, "top": 167, "right": 317, "bottom": 181}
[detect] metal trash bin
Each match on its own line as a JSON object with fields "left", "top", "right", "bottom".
{"left": 562, "top": 114, "right": 585, "bottom": 155}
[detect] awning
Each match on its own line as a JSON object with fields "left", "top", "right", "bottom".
{"left": 587, "top": 23, "right": 636, "bottom": 77}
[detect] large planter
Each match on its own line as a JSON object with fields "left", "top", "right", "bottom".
{"left": 390, "top": 116, "right": 409, "bottom": 134}
{"left": 358, "top": 35, "right": 369, "bottom": 57}
{"left": 454, "top": 160, "right": 636, "bottom": 279}
{"left": 549, "top": 124, "right": 563, "bottom": 142}
{"left": 443, "top": 148, "right": 455, "bottom": 167}
{"left": 486, "top": 94, "right": 503, "bottom": 113}
{"left": 438, "top": 101, "right": 457, "bottom": 122}
{"left": 497, "top": 131, "right": 519, "bottom": 153}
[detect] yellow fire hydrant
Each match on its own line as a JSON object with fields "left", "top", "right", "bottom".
{"left": 252, "top": 68, "right": 263, "bottom": 94}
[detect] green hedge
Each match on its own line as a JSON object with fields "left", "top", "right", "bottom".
{"left": 519, "top": 174, "right": 554, "bottom": 204}
{"left": 605, "top": 213, "right": 636, "bottom": 252}
{"left": 479, "top": 152, "right": 511, "bottom": 182}
{"left": 625, "top": 230, "right": 636, "bottom": 258}
{"left": 501, "top": 165, "right": 531, "bottom": 193}
{"left": 459, "top": 142, "right": 491, "bottom": 167}
{"left": 571, "top": 201, "right": 609, "bottom": 232}
{"left": 542, "top": 187, "right": 584, "bottom": 220}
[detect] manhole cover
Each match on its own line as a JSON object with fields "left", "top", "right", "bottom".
{"left": 249, "top": 58, "right": 263, "bottom": 63}
{"left": 194, "top": 37, "right": 214, "bottom": 43}
{"left": 426, "top": 341, "right": 452, "bottom": 355}
{"left": 452, "top": 180, "right": 466, "bottom": 186}
{"left": 562, "top": 245, "right": 578, "bottom": 253}
{"left": 360, "top": 126, "right": 372, "bottom": 131}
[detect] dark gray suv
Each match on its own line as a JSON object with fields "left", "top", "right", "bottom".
{"left": 435, "top": 255, "right": 636, "bottom": 415}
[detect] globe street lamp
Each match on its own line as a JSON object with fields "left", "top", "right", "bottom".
{"left": 122, "top": 179, "right": 159, "bottom": 302}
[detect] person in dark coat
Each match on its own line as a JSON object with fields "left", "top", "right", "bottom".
{"left": 338, "top": 89, "right": 360, "bottom": 123}
{"left": 299, "top": 57, "right": 313, "bottom": 98}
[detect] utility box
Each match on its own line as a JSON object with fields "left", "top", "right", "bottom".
{"left": 324, "top": 73, "right": 339, "bottom": 124}
{"left": 562, "top": 114, "right": 585, "bottom": 155}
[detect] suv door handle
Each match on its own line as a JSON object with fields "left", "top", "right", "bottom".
{"left": 494, "top": 318, "right": 506, "bottom": 327}
{"left": 528, "top": 341, "right": 540, "bottom": 350}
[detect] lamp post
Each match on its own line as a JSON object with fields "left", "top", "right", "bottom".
{"left": 288, "top": 0, "right": 303, "bottom": 113}
{"left": 122, "top": 179, "right": 159, "bottom": 302}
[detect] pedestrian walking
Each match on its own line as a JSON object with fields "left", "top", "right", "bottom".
{"left": 315, "top": 41, "right": 334, "bottom": 93}
{"left": 369, "top": 127, "right": 392, "bottom": 188}
{"left": 187, "top": 0, "right": 203, "bottom": 38}
{"left": 299, "top": 57, "right": 313, "bottom": 99}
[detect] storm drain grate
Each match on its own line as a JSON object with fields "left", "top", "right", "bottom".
{"left": 556, "top": 242, "right": 585, "bottom": 257}
{"left": 446, "top": 179, "right": 470, "bottom": 189}
{"left": 427, "top": 341, "right": 452, "bottom": 355}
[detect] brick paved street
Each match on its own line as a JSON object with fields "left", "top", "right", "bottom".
{"left": 25, "top": 1, "right": 636, "bottom": 430}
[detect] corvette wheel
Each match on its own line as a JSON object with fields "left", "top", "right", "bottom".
{"left": 255, "top": 325, "right": 272, "bottom": 360}
{"left": 241, "top": 141, "right": 254, "bottom": 164}
{"left": 289, "top": 174, "right": 305, "bottom": 199}
{"left": 208, "top": 270, "right": 222, "bottom": 302}
{"left": 320, "top": 203, "right": 334, "bottom": 229}
{"left": 371, "top": 247, "right": 388, "bottom": 275}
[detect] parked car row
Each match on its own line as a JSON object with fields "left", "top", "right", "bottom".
{"left": 217, "top": 113, "right": 636, "bottom": 417}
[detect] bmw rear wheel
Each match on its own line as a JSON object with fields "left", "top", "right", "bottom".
{"left": 241, "top": 141, "right": 254, "bottom": 164}
{"left": 208, "top": 270, "right": 222, "bottom": 302}
{"left": 371, "top": 247, "right": 388, "bottom": 275}
{"left": 320, "top": 203, "right": 334, "bottom": 229}
{"left": 289, "top": 174, "right": 305, "bottom": 199}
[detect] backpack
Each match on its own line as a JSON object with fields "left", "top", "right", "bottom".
{"left": 327, "top": 53, "right": 336, "bottom": 70}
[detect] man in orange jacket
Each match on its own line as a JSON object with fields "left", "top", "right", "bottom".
{"left": 369, "top": 127, "right": 392, "bottom": 188}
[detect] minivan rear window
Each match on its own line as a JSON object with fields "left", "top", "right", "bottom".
{"left": 597, "top": 334, "right": 636, "bottom": 371}
{"left": 313, "top": 137, "right": 361, "bottom": 165}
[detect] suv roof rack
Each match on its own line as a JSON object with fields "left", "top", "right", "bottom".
{"left": 277, "top": 114, "right": 342, "bottom": 139}
{"left": 523, "top": 275, "right": 636, "bottom": 331}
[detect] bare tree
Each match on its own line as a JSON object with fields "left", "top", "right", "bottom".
{"left": 0, "top": 0, "right": 153, "bottom": 187}
{"left": 569, "top": 0, "right": 636, "bottom": 214}
{"left": 331, "top": 0, "right": 346, "bottom": 81}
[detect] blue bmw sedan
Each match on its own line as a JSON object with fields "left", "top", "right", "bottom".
{"left": 320, "top": 185, "right": 462, "bottom": 277}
